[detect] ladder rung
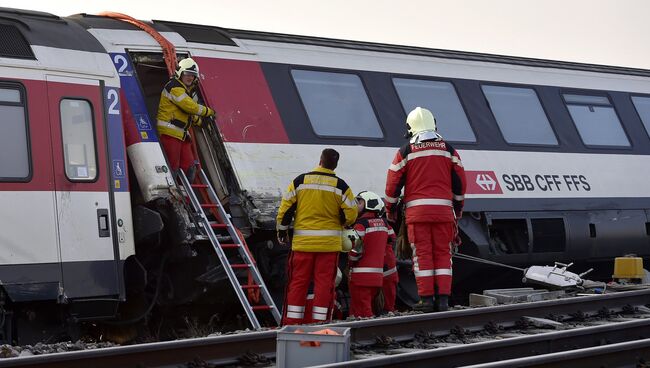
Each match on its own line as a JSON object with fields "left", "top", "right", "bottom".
{"left": 242, "top": 284, "right": 261, "bottom": 289}
{"left": 210, "top": 223, "right": 228, "bottom": 229}
{"left": 231, "top": 263, "right": 251, "bottom": 269}
{"left": 221, "top": 243, "right": 240, "bottom": 249}
{"left": 200, "top": 203, "right": 219, "bottom": 209}
{"left": 191, "top": 184, "right": 208, "bottom": 188}
{"left": 252, "top": 305, "right": 273, "bottom": 311}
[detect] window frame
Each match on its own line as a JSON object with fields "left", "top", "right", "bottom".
{"left": 629, "top": 93, "right": 650, "bottom": 139}
{"left": 480, "top": 81, "right": 560, "bottom": 147}
{"left": 561, "top": 90, "right": 632, "bottom": 149}
{"left": 390, "top": 75, "right": 478, "bottom": 144}
{"left": 289, "top": 66, "right": 386, "bottom": 141}
{"left": 58, "top": 97, "right": 100, "bottom": 183}
{"left": 0, "top": 81, "right": 32, "bottom": 182}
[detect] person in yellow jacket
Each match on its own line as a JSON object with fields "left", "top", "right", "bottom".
{"left": 277, "top": 148, "right": 357, "bottom": 325}
{"left": 157, "top": 57, "right": 215, "bottom": 175}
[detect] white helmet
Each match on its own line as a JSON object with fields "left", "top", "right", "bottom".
{"left": 341, "top": 228, "right": 360, "bottom": 252}
{"left": 356, "top": 191, "right": 384, "bottom": 213}
{"left": 175, "top": 57, "right": 199, "bottom": 79}
{"left": 406, "top": 107, "right": 436, "bottom": 138}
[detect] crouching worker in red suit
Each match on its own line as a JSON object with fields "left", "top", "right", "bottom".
{"left": 347, "top": 191, "right": 396, "bottom": 318}
{"left": 277, "top": 148, "right": 357, "bottom": 325}
{"left": 385, "top": 107, "right": 466, "bottom": 313}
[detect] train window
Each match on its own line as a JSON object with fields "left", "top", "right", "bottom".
{"left": 60, "top": 99, "right": 97, "bottom": 181}
{"left": 630, "top": 96, "right": 650, "bottom": 138}
{"left": 0, "top": 86, "right": 29, "bottom": 180}
{"left": 531, "top": 218, "right": 566, "bottom": 252}
{"left": 563, "top": 93, "right": 629, "bottom": 147}
{"left": 291, "top": 69, "right": 383, "bottom": 138}
{"left": 482, "top": 85, "right": 558, "bottom": 145}
{"left": 392, "top": 78, "right": 476, "bottom": 142}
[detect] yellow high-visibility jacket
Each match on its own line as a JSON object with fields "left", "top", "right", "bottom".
{"left": 156, "top": 78, "right": 215, "bottom": 141}
{"left": 277, "top": 166, "right": 358, "bottom": 252}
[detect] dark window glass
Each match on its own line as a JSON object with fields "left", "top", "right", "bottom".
{"left": 0, "top": 87, "right": 29, "bottom": 179}
{"left": 482, "top": 85, "right": 557, "bottom": 145}
{"left": 631, "top": 96, "right": 650, "bottom": 138}
{"left": 292, "top": 70, "right": 383, "bottom": 138}
{"left": 393, "top": 78, "right": 475, "bottom": 142}
{"left": 563, "top": 93, "right": 629, "bottom": 147}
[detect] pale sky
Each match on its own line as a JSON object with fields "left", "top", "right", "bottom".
{"left": 6, "top": 0, "right": 650, "bottom": 69}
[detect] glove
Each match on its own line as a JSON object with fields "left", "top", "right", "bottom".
{"left": 277, "top": 229, "right": 289, "bottom": 246}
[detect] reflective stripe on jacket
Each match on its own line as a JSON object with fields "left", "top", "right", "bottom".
{"left": 156, "top": 78, "right": 214, "bottom": 141}
{"left": 277, "top": 166, "right": 357, "bottom": 252}
{"left": 385, "top": 138, "right": 466, "bottom": 223}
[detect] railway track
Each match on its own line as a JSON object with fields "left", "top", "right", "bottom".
{"left": 1, "top": 288, "right": 649, "bottom": 368}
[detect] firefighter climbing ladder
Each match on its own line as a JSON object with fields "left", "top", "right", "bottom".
{"left": 177, "top": 169, "right": 281, "bottom": 329}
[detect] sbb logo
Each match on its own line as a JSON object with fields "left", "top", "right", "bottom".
{"left": 465, "top": 171, "right": 503, "bottom": 194}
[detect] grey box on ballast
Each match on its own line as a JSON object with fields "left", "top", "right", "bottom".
{"left": 276, "top": 325, "right": 351, "bottom": 368}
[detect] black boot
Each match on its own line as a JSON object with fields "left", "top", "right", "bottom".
{"left": 436, "top": 295, "right": 449, "bottom": 312}
{"left": 413, "top": 296, "right": 435, "bottom": 313}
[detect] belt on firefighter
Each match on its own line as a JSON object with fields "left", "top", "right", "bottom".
{"left": 351, "top": 267, "right": 384, "bottom": 273}
{"left": 158, "top": 120, "right": 189, "bottom": 140}
{"left": 405, "top": 198, "right": 453, "bottom": 208}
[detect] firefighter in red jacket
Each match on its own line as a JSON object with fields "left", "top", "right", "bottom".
{"left": 277, "top": 148, "right": 357, "bottom": 325}
{"left": 347, "top": 191, "right": 396, "bottom": 318}
{"left": 385, "top": 107, "right": 466, "bottom": 312}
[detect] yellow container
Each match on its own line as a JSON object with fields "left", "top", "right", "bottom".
{"left": 613, "top": 256, "right": 645, "bottom": 279}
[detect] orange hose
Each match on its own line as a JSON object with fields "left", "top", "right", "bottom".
{"left": 98, "top": 12, "right": 177, "bottom": 77}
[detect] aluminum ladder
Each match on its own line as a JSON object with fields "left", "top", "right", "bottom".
{"left": 177, "top": 168, "right": 281, "bottom": 329}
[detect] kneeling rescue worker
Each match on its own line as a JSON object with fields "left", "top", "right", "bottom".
{"left": 346, "top": 191, "right": 396, "bottom": 318}
{"left": 157, "top": 57, "right": 215, "bottom": 176}
{"left": 277, "top": 148, "right": 357, "bottom": 325}
{"left": 385, "top": 107, "right": 466, "bottom": 312}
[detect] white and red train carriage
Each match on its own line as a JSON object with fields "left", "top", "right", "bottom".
{"left": 1, "top": 7, "right": 650, "bottom": 342}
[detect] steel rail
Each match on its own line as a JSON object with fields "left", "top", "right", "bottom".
{"left": 461, "top": 336, "right": 650, "bottom": 368}
{"left": 0, "top": 331, "right": 276, "bottom": 368}
{"left": 1, "top": 289, "right": 649, "bottom": 367}
{"left": 332, "top": 288, "right": 650, "bottom": 344}
{"left": 314, "top": 315, "right": 650, "bottom": 367}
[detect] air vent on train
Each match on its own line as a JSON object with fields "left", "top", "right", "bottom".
{"left": 155, "top": 20, "right": 236, "bottom": 46}
{"left": 0, "top": 24, "right": 35, "bottom": 59}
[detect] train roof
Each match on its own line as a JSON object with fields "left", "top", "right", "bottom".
{"left": 67, "top": 12, "right": 650, "bottom": 78}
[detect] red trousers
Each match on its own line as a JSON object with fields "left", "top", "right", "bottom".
{"left": 282, "top": 251, "right": 338, "bottom": 325}
{"left": 349, "top": 284, "right": 380, "bottom": 318}
{"left": 407, "top": 221, "right": 455, "bottom": 296}
{"left": 382, "top": 277, "right": 397, "bottom": 312}
{"left": 160, "top": 134, "right": 196, "bottom": 173}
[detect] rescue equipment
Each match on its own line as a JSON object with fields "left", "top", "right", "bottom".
{"left": 177, "top": 168, "right": 280, "bottom": 329}
{"left": 613, "top": 255, "right": 645, "bottom": 281}
{"left": 405, "top": 106, "right": 437, "bottom": 138}
{"left": 341, "top": 228, "right": 360, "bottom": 252}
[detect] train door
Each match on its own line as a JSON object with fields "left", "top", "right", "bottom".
{"left": 45, "top": 75, "right": 120, "bottom": 300}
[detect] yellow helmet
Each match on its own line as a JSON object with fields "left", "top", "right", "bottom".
{"left": 341, "top": 228, "right": 360, "bottom": 252}
{"left": 175, "top": 57, "right": 199, "bottom": 79}
{"left": 406, "top": 107, "right": 437, "bottom": 137}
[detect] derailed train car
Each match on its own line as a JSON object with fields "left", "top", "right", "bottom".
{"left": 0, "top": 7, "right": 649, "bottom": 343}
